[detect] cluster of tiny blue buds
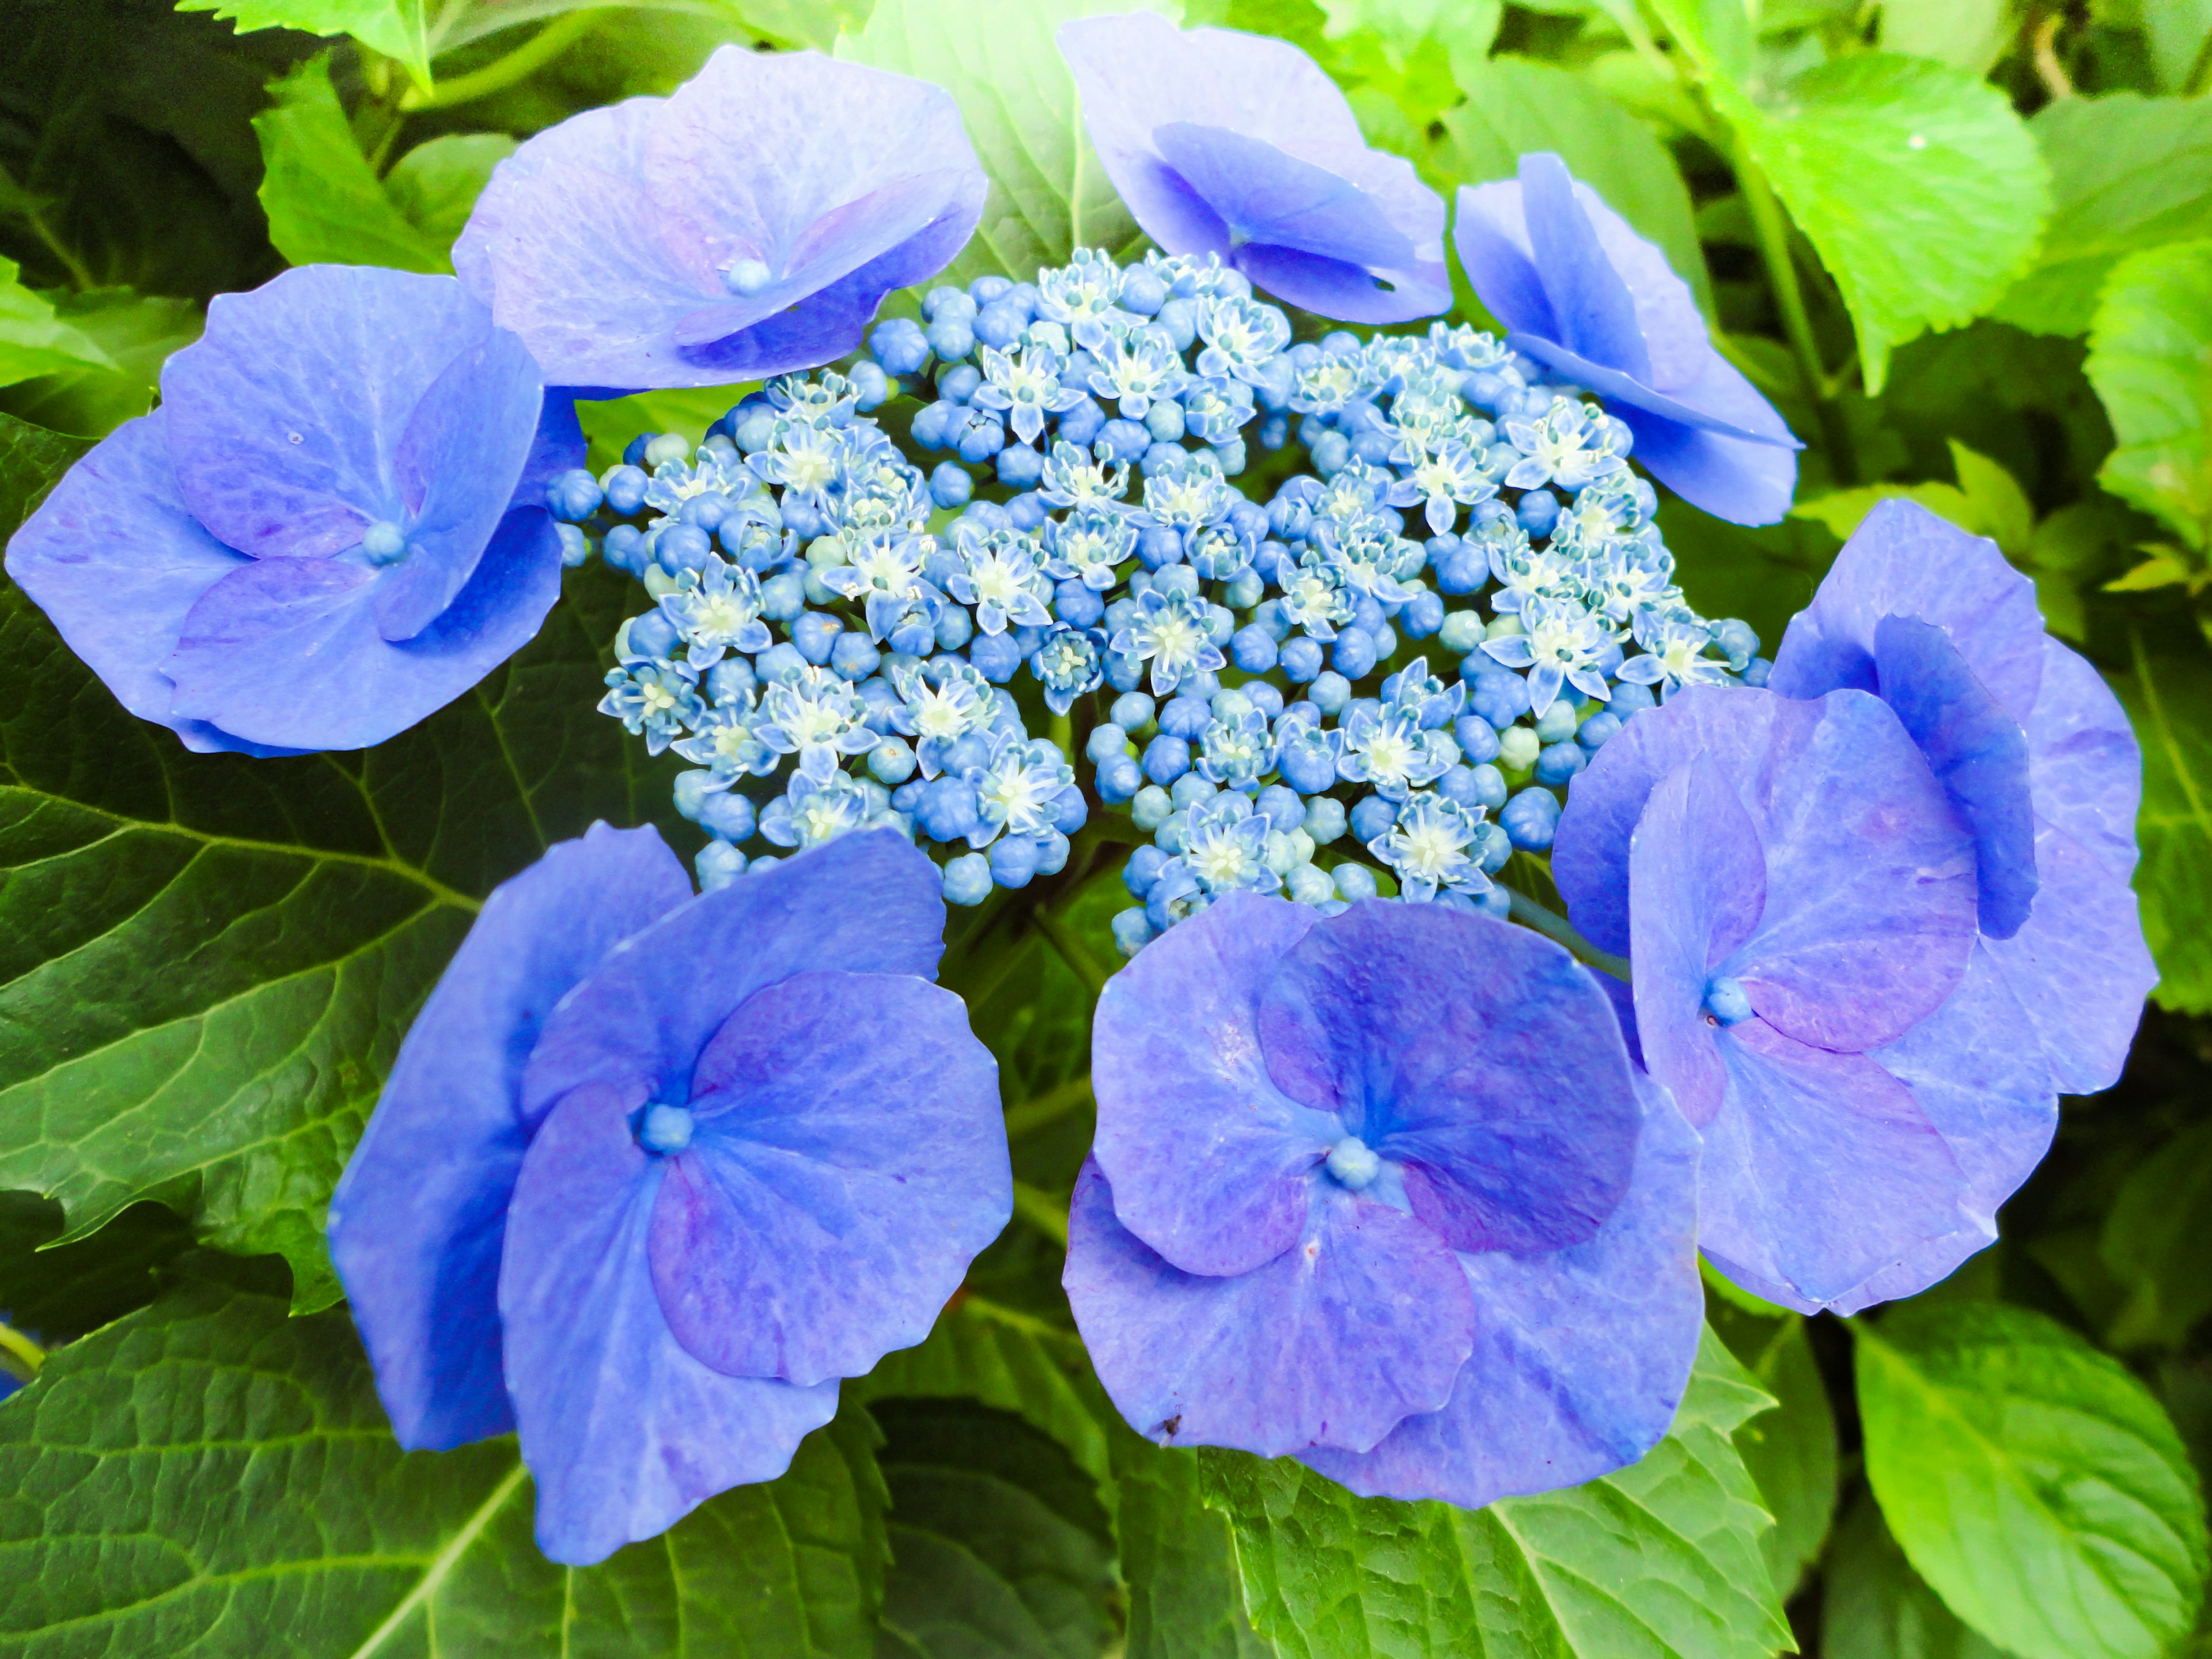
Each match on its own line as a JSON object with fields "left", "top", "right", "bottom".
{"left": 546, "top": 248, "right": 1768, "bottom": 948}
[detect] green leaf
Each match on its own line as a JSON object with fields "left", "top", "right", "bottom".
{"left": 2102, "top": 1119, "right": 2212, "bottom": 1350}
{"left": 1855, "top": 1299, "right": 2210, "bottom": 1659}
{"left": 1821, "top": 1494, "right": 2018, "bottom": 1659}
{"left": 1112, "top": 1426, "right": 1274, "bottom": 1659}
{"left": 0, "top": 287, "right": 203, "bottom": 440}
{"left": 1644, "top": 0, "right": 1755, "bottom": 82}
{"left": 1197, "top": 1327, "right": 1792, "bottom": 1659}
{"left": 1993, "top": 95, "right": 2212, "bottom": 339}
{"left": 836, "top": 0, "right": 1179, "bottom": 287}
{"left": 0, "top": 1194, "right": 196, "bottom": 1343}
{"left": 0, "top": 1276, "right": 890, "bottom": 1654}
{"left": 1880, "top": 0, "right": 2011, "bottom": 75}
{"left": 2113, "top": 641, "right": 2212, "bottom": 1012}
{"left": 0, "top": 260, "right": 115, "bottom": 388}
{"left": 1721, "top": 54, "right": 2050, "bottom": 393}
{"left": 176, "top": 0, "right": 433, "bottom": 83}
{"left": 1792, "top": 441, "right": 2033, "bottom": 559}
{"left": 382, "top": 132, "right": 517, "bottom": 253}
{"left": 854, "top": 1295, "right": 1112, "bottom": 1495}
{"left": 0, "top": 411, "right": 90, "bottom": 540}
{"left": 1441, "top": 55, "right": 1713, "bottom": 316}
{"left": 1725, "top": 1313, "right": 1840, "bottom": 1600}
{"left": 252, "top": 55, "right": 448, "bottom": 274}
{"left": 2086, "top": 240, "right": 2212, "bottom": 551}
{"left": 0, "top": 560, "right": 684, "bottom": 1310}
{"left": 872, "top": 1399, "right": 1119, "bottom": 1659}
{"left": 577, "top": 386, "right": 757, "bottom": 475}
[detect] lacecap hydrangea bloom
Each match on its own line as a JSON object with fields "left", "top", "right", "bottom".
{"left": 328, "top": 828, "right": 1008, "bottom": 1564}
{"left": 454, "top": 47, "right": 986, "bottom": 390}
{"left": 5, "top": 265, "right": 575, "bottom": 753}
{"left": 1455, "top": 154, "right": 1798, "bottom": 526}
{"left": 1065, "top": 894, "right": 1702, "bottom": 1503}
{"left": 1058, "top": 13, "right": 1451, "bottom": 324}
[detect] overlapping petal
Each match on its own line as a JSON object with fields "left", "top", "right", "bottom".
{"left": 1455, "top": 154, "right": 1800, "bottom": 525}
{"left": 1058, "top": 13, "right": 1449, "bottom": 323}
{"left": 454, "top": 47, "right": 984, "bottom": 389}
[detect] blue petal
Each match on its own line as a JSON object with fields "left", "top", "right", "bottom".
{"left": 520, "top": 830, "right": 945, "bottom": 1121}
{"left": 328, "top": 823, "right": 690, "bottom": 1450}
{"left": 162, "top": 506, "right": 562, "bottom": 752}
{"left": 1064, "top": 1159, "right": 1473, "bottom": 1458}
{"left": 1299, "top": 1071, "right": 1702, "bottom": 1507}
{"left": 1, "top": 410, "right": 274, "bottom": 756}
{"left": 1451, "top": 182, "right": 1558, "bottom": 339}
{"left": 1517, "top": 153, "right": 1650, "bottom": 382}
{"left": 2021, "top": 635, "right": 2141, "bottom": 883}
{"left": 1873, "top": 614, "right": 2038, "bottom": 938}
{"left": 646, "top": 971, "right": 1007, "bottom": 1386}
{"left": 1256, "top": 899, "right": 1642, "bottom": 1253}
{"left": 1089, "top": 892, "right": 1335, "bottom": 1278}
{"left": 1152, "top": 123, "right": 1415, "bottom": 268}
{"left": 160, "top": 266, "right": 525, "bottom": 561}
{"left": 499, "top": 1077, "right": 839, "bottom": 1566}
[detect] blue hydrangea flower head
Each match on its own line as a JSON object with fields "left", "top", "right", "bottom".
{"left": 1766, "top": 498, "right": 2154, "bottom": 1096}
{"left": 1552, "top": 684, "right": 2061, "bottom": 1313}
{"left": 453, "top": 47, "right": 986, "bottom": 389}
{"left": 1065, "top": 894, "right": 1700, "bottom": 1505}
{"left": 5, "top": 265, "right": 570, "bottom": 754}
{"left": 1057, "top": 13, "right": 1451, "bottom": 324}
{"left": 1454, "top": 154, "right": 1800, "bottom": 525}
{"left": 328, "top": 827, "right": 1009, "bottom": 1565}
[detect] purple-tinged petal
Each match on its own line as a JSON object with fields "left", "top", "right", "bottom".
{"left": 1300, "top": 1072, "right": 1702, "bottom": 1508}
{"left": 1831, "top": 945, "right": 2058, "bottom": 1313}
{"left": 160, "top": 266, "right": 522, "bottom": 560}
{"left": 1506, "top": 332, "right": 1797, "bottom": 449}
{"left": 1064, "top": 1160, "right": 1473, "bottom": 1459}
{"left": 454, "top": 50, "right": 983, "bottom": 390}
{"left": 1, "top": 410, "right": 277, "bottom": 756}
{"left": 376, "top": 320, "right": 547, "bottom": 641}
{"left": 1090, "top": 892, "right": 1332, "bottom": 1278}
{"left": 511, "top": 392, "right": 588, "bottom": 514}
{"left": 1700, "top": 1019, "right": 1965, "bottom": 1312}
{"left": 647, "top": 971, "right": 1007, "bottom": 1387}
{"left": 1982, "top": 821, "right": 2154, "bottom": 1095}
{"left": 1627, "top": 760, "right": 1765, "bottom": 1129}
{"left": 520, "top": 830, "right": 944, "bottom": 1123}
{"left": 2022, "top": 635, "right": 2141, "bottom": 882}
{"left": 1873, "top": 614, "right": 2038, "bottom": 938}
{"left": 1558, "top": 686, "right": 1976, "bottom": 1050}
{"left": 1611, "top": 381, "right": 1802, "bottom": 528}
{"left": 499, "top": 1078, "right": 840, "bottom": 1566}
{"left": 1256, "top": 900, "right": 1641, "bottom": 1252}
{"left": 1232, "top": 243, "right": 1452, "bottom": 327}
{"left": 162, "top": 506, "right": 562, "bottom": 752}
{"left": 1518, "top": 153, "right": 1649, "bottom": 382}
{"left": 328, "top": 824, "right": 690, "bottom": 1450}
{"left": 1153, "top": 123, "right": 1414, "bottom": 267}
{"left": 1453, "top": 182, "right": 1558, "bottom": 339}
{"left": 1769, "top": 498, "right": 2046, "bottom": 719}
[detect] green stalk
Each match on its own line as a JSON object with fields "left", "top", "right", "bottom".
{"left": 1503, "top": 889, "right": 1631, "bottom": 982}
{"left": 400, "top": 10, "right": 608, "bottom": 113}
{"left": 0, "top": 1317, "right": 45, "bottom": 1380}
{"left": 1033, "top": 905, "right": 1111, "bottom": 999}
{"left": 1734, "top": 141, "right": 1858, "bottom": 484}
{"left": 1010, "top": 1180, "right": 1070, "bottom": 1248}
{"left": 1005, "top": 1073, "right": 1094, "bottom": 1140}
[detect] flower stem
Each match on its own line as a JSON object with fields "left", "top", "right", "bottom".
{"left": 1033, "top": 904, "right": 1111, "bottom": 999}
{"left": 1734, "top": 139, "right": 1858, "bottom": 485}
{"left": 1503, "top": 888, "right": 1631, "bottom": 982}
{"left": 1010, "top": 1179, "right": 1070, "bottom": 1248}
{"left": 1005, "top": 1073, "right": 1093, "bottom": 1139}
{"left": 399, "top": 9, "right": 608, "bottom": 112}
{"left": 0, "top": 1317, "right": 46, "bottom": 1380}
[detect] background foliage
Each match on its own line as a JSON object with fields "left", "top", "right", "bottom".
{"left": 1, "top": 0, "right": 2210, "bottom": 1654}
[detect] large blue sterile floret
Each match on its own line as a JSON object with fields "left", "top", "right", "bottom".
{"left": 1065, "top": 894, "right": 1702, "bottom": 1505}
{"left": 1552, "top": 684, "right": 2057, "bottom": 1315}
{"left": 328, "top": 827, "right": 1008, "bottom": 1565}
{"left": 5, "top": 265, "right": 570, "bottom": 754}
{"left": 1455, "top": 154, "right": 1799, "bottom": 527}
{"left": 1768, "top": 498, "right": 2154, "bottom": 1097}
{"left": 1057, "top": 13, "right": 1450, "bottom": 324}
{"left": 453, "top": 47, "right": 985, "bottom": 389}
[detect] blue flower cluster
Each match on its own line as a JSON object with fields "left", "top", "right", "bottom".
{"left": 561, "top": 249, "right": 1762, "bottom": 950}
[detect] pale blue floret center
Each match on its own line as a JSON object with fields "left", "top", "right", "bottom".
{"left": 1325, "top": 1135, "right": 1382, "bottom": 1190}
{"left": 360, "top": 520, "right": 408, "bottom": 566}
{"left": 723, "top": 258, "right": 776, "bottom": 296}
{"left": 1705, "top": 976, "right": 1755, "bottom": 1026}
{"left": 638, "top": 1102, "right": 696, "bottom": 1154}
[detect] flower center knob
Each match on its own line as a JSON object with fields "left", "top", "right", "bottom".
{"left": 722, "top": 258, "right": 775, "bottom": 296}
{"left": 1325, "top": 1136, "right": 1380, "bottom": 1190}
{"left": 360, "top": 520, "right": 408, "bottom": 566}
{"left": 1704, "top": 976, "right": 1754, "bottom": 1026}
{"left": 638, "top": 1103, "right": 695, "bottom": 1154}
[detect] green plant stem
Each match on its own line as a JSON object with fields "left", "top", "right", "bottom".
{"left": 1735, "top": 141, "right": 1858, "bottom": 484}
{"left": 26, "top": 210, "right": 94, "bottom": 293}
{"left": 399, "top": 10, "right": 608, "bottom": 112}
{"left": 0, "top": 1317, "right": 46, "bottom": 1379}
{"left": 1010, "top": 1179, "right": 1070, "bottom": 1248}
{"left": 1005, "top": 1073, "right": 1093, "bottom": 1139}
{"left": 1503, "top": 888, "right": 1631, "bottom": 982}
{"left": 1033, "top": 904, "right": 1111, "bottom": 999}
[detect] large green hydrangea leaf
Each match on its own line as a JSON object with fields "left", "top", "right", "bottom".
{"left": 174, "top": 0, "right": 431, "bottom": 81}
